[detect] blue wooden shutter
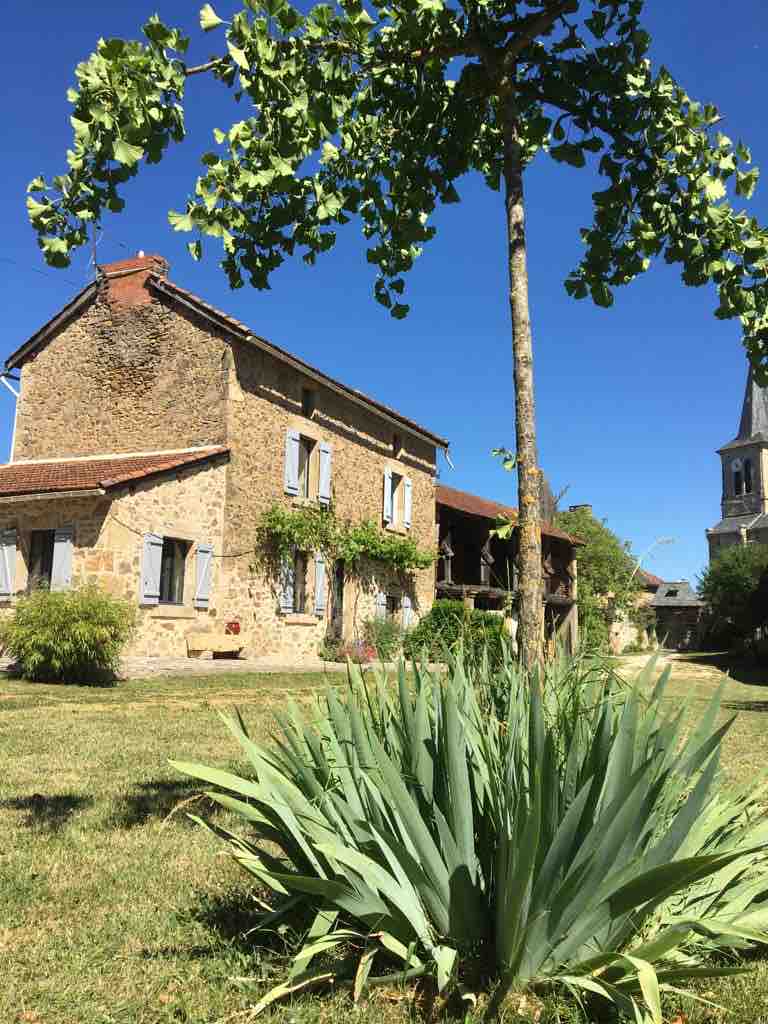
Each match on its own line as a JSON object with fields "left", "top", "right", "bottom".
{"left": 314, "top": 551, "right": 326, "bottom": 615}
{"left": 375, "top": 590, "right": 387, "bottom": 619}
{"left": 194, "top": 542, "right": 214, "bottom": 609}
{"left": 0, "top": 529, "right": 17, "bottom": 599}
{"left": 50, "top": 526, "right": 74, "bottom": 591}
{"left": 383, "top": 467, "right": 393, "bottom": 524}
{"left": 284, "top": 429, "right": 300, "bottom": 496}
{"left": 402, "top": 593, "right": 413, "bottom": 627}
{"left": 403, "top": 477, "right": 413, "bottom": 529}
{"left": 279, "top": 554, "right": 295, "bottom": 613}
{"left": 318, "top": 442, "right": 332, "bottom": 506}
{"left": 141, "top": 533, "right": 163, "bottom": 605}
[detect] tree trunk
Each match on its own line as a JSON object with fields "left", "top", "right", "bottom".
{"left": 502, "top": 95, "right": 543, "bottom": 668}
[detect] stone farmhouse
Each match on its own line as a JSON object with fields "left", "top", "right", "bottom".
{"left": 0, "top": 252, "right": 582, "bottom": 660}
{"left": 0, "top": 253, "right": 449, "bottom": 659}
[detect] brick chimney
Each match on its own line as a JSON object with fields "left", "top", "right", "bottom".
{"left": 98, "top": 252, "right": 169, "bottom": 306}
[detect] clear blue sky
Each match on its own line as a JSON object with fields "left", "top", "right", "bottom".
{"left": 2, "top": 2, "right": 767, "bottom": 585}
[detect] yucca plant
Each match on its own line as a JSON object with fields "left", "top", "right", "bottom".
{"left": 172, "top": 652, "right": 768, "bottom": 1021}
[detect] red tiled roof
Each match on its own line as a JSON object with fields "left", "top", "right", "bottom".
{"left": 0, "top": 447, "right": 228, "bottom": 498}
{"left": 638, "top": 569, "right": 664, "bottom": 588}
{"left": 435, "top": 484, "right": 581, "bottom": 544}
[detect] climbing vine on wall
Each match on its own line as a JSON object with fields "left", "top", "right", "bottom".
{"left": 252, "top": 504, "right": 434, "bottom": 581}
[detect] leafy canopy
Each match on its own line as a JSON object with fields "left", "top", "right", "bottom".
{"left": 698, "top": 542, "right": 768, "bottom": 641}
{"left": 554, "top": 504, "right": 641, "bottom": 647}
{"left": 26, "top": 0, "right": 768, "bottom": 370}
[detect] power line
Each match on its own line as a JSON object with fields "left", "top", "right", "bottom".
{"left": 0, "top": 256, "right": 84, "bottom": 288}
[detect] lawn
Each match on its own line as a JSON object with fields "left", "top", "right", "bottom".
{"left": 3, "top": 658, "right": 768, "bottom": 1024}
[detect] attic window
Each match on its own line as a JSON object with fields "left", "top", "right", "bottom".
{"left": 301, "top": 388, "right": 316, "bottom": 419}
{"left": 665, "top": 588, "right": 679, "bottom": 598}
{"left": 392, "top": 433, "right": 403, "bottom": 458}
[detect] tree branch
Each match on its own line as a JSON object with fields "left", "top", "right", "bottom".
{"left": 185, "top": 58, "right": 227, "bottom": 76}
{"left": 504, "top": 0, "right": 577, "bottom": 62}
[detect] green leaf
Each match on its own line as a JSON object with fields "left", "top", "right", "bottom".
{"left": 112, "top": 140, "right": 144, "bottom": 166}
{"left": 168, "top": 210, "right": 194, "bottom": 232}
{"left": 187, "top": 240, "right": 202, "bottom": 260}
{"left": 227, "top": 42, "right": 249, "bottom": 71}
{"left": 200, "top": 3, "right": 225, "bottom": 30}
{"left": 702, "top": 175, "right": 726, "bottom": 202}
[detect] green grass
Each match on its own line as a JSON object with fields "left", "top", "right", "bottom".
{"left": 4, "top": 660, "right": 768, "bottom": 1023}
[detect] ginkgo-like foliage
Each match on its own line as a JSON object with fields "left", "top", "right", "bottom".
{"left": 25, "top": 0, "right": 768, "bottom": 372}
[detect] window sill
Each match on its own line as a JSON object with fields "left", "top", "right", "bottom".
{"left": 283, "top": 613, "right": 319, "bottom": 626}
{"left": 385, "top": 523, "right": 409, "bottom": 536}
{"left": 151, "top": 605, "right": 197, "bottom": 620}
{"left": 291, "top": 497, "right": 319, "bottom": 508}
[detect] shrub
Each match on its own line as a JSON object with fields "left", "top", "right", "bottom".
{"left": 361, "top": 616, "right": 403, "bottom": 661}
{"left": 318, "top": 635, "right": 376, "bottom": 663}
{"left": 174, "top": 652, "right": 768, "bottom": 1019}
{"left": 403, "top": 598, "right": 506, "bottom": 663}
{"left": 0, "top": 584, "right": 137, "bottom": 683}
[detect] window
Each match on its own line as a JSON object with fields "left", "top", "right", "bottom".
{"left": 665, "top": 588, "right": 679, "bottom": 599}
{"left": 389, "top": 471, "right": 403, "bottom": 522}
{"left": 733, "top": 458, "right": 743, "bottom": 496}
{"left": 745, "top": 458, "right": 753, "bottom": 494}
{"left": 298, "top": 436, "right": 315, "bottom": 498}
{"left": 293, "top": 550, "right": 307, "bottom": 613}
{"left": 159, "top": 537, "right": 188, "bottom": 604}
{"left": 392, "top": 433, "right": 403, "bottom": 458}
{"left": 386, "top": 594, "right": 401, "bottom": 619}
{"left": 28, "top": 529, "right": 55, "bottom": 589}
{"left": 301, "top": 388, "right": 316, "bottom": 419}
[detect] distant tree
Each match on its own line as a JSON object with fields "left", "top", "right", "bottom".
{"left": 698, "top": 543, "right": 768, "bottom": 645}
{"left": 554, "top": 505, "right": 641, "bottom": 649}
{"left": 25, "top": 1, "right": 768, "bottom": 663}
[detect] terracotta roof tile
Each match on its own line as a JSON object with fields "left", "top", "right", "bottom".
{"left": 0, "top": 447, "right": 228, "bottom": 498}
{"left": 435, "top": 484, "right": 580, "bottom": 544}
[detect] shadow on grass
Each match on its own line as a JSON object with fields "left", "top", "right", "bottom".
{"left": 2, "top": 663, "right": 118, "bottom": 688}
{"left": 1, "top": 792, "right": 94, "bottom": 830}
{"left": 675, "top": 651, "right": 768, "bottom": 687}
{"left": 108, "top": 777, "right": 226, "bottom": 829}
{"left": 186, "top": 885, "right": 311, "bottom": 958}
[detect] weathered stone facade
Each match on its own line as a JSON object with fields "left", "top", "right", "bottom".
{"left": 2, "top": 255, "right": 444, "bottom": 659}
{"left": 216, "top": 339, "right": 437, "bottom": 657}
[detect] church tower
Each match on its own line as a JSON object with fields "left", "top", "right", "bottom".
{"left": 707, "top": 363, "right": 768, "bottom": 560}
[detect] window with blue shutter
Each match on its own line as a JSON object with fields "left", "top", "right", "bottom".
{"left": 284, "top": 429, "right": 300, "bottom": 496}
{"left": 140, "top": 533, "right": 163, "bottom": 605}
{"left": 402, "top": 593, "right": 413, "bottom": 627}
{"left": 0, "top": 529, "right": 17, "bottom": 599}
{"left": 50, "top": 526, "right": 74, "bottom": 592}
{"left": 383, "top": 467, "right": 393, "bottom": 524}
{"left": 194, "top": 543, "right": 214, "bottom": 609}
{"left": 403, "top": 477, "right": 413, "bottom": 529}
{"left": 314, "top": 551, "right": 326, "bottom": 616}
{"left": 318, "top": 442, "right": 332, "bottom": 506}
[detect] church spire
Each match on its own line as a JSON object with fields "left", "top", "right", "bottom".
{"left": 736, "top": 363, "right": 768, "bottom": 443}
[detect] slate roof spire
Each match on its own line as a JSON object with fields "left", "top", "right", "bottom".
{"left": 736, "top": 363, "right": 768, "bottom": 443}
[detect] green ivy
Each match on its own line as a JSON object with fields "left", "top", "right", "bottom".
{"left": 252, "top": 503, "right": 434, "bottom": 578}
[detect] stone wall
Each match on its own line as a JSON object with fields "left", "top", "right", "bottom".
{"left": 217, "top": 339, "right": 438, "bottom": 657}
{"left": 0, "top": 459, "right": 227, "bottom": 658}
{"left": 13, "top": 290, "right": 229, "bottom": 460}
